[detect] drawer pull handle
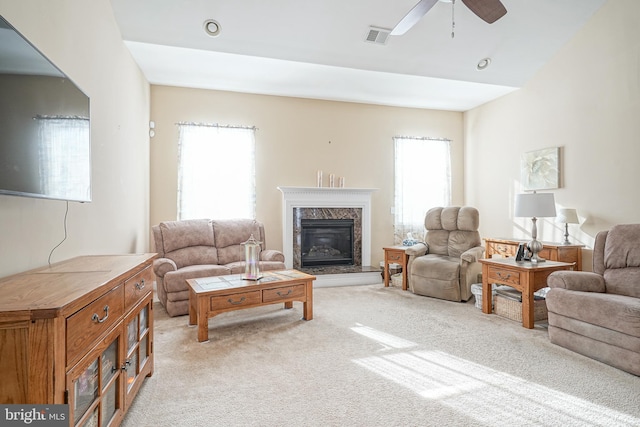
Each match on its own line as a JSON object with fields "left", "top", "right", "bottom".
{"left": 135, "top": 279, "right": 146, "bottom": 290}
{"left": 228, "top": 297, "right": 246, "bottom": 305}
{"left": 277, "top": 290, "right": 293, "bottom": 297}
{"left": 497, "top": 272, "right": 511, "bottom": 280}
{"left": 92, "top": 305, "right": 109, "bottom": 323}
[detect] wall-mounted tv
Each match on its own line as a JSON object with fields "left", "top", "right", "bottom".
{"left": 0, "top": 15, "right": 91, "bottom": 202}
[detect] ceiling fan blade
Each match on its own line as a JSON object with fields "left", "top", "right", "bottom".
{"left": 390, "top": 0, "right": 439, "bottom": 35}
{"left": 462, "top": 0, "right": 507, "bottom": 24}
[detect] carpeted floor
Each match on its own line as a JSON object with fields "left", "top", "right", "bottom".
{"left": 122, "top": 284, "right": 640, "bottom": 427}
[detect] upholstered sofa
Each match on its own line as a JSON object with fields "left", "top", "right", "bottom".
{"left": 546, "top": 224, "right": 640, "bottom": 376}
{"left": 152, "top": 218, "right": 285, "bottom": 317}
{"left": 406, "top": 207, "right": 484, "bottom": 302}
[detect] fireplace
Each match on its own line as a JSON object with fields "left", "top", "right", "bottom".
{"left": 277, "top": 186, "right": 377, "bottom": 273}
{"left": 301, "top": 219, "right": 354, "bottom": 267}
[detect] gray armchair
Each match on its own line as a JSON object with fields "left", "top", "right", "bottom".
{"left": 546, "top": 224, "right": 640, "bottom": 376}
{"left": 406, "top": 207, "right": 484, "bottom": 302}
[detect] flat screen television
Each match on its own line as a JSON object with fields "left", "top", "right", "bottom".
{"left": 0, "top": 15, "right": 91, "bottom": 202}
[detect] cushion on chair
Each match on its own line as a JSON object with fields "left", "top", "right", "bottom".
{"left": 160, "top": 219, "right": 215, "bottom": 252}
{"left": 159, "top": 219, "right": 218, "bottom": 268}
{"left": 546, "top": 289, "right": 640, "bottom": 338}
{"left": 449, "top": 230, "right": 481, "bottom": 259}
{"left": 458, "top": 206, "right": 480, "bottom": 231}
{"left": 440, "top": 207, "right": 460, "bottom": 231}
{"left": 411, "top": 254, "right": 462, "bottom": 301}
{"left": 213, "top": 219, "right": 264, "bottom": 265}
{"left": 425, "top": 229, "right": 450, "bottom": 256}
{"left": 603, "top": 224, "right": 640, "bottom": 298}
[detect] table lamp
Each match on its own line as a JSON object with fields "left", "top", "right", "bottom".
{"left": 556, "top": 208, "right": 579, "bottom": 245}
{"left": 514, "top": 192, "right": 557, "bottom": 263}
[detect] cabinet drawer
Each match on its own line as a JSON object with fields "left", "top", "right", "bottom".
{"left": 490, "top": 243, "right": 517, "bottom": 257}
{"left": 210, "top": 291, "right": 261, "bottom": 310}
{"left": 487, "top": 267, "right": 520, "bottom": 287}
{"left": 124, "top": 266, "right": 154, "bottom": 310}
{"left": 263, "top": 284, "right": 305, "bottom": 303}
{"left": 386, "top": 251, "right": 403, "bottom": 262}
{"left": 67, "top": 285, "right": 124, "bottom": 367}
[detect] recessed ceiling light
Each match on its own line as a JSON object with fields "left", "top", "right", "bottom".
{"left": 476, "top": 58, "right": 491, "bottom": 70}
{"left": 203, "top": 19, "right": 221, "bottom": 37}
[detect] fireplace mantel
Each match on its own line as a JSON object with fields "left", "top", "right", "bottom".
{"left": 277, "top": 187, "right": 377, "bottom": 269}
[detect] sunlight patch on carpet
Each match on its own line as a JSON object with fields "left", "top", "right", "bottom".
{"left": 354, "top": 349, "right": 640, "bottom": 426}
{"left": 350, "top": 323, "right": 418, "bottom": 349}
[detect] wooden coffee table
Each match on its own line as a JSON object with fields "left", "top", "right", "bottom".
{"left": 480, "top": 258, "right": 574, "bottom": 329}
{"left": 186, "top": 270, "right": 316, "bottom": 342}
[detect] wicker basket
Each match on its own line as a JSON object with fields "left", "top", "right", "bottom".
{"left": 471, "top": 283, "right": 495, "bottom": 310}
{"left": 391, "top": 273, "right": 403, "bottom": 288}
{"left": 495, "top": 294, "right": 548, "bottom": 322}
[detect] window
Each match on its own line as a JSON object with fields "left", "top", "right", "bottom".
{"left": 177, "top": 123, "right": 256, "bottom": 220}
{"left": 37, "top": 115, "right": 91, "bottom": 200}
{"left": 393, "top": 136, "right": 451, "bottom": 243}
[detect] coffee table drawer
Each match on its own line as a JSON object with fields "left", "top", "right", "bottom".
{"left": 487, "top": 267, "right": 520, "bottom": 287}
{"left": 210, "top": 291, "right": 261, "bottom": 310}
{"left": 263, "top": 284, "right": 306, "bottom": 303}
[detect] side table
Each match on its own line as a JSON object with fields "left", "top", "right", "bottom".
{"left": 383, "top": 246, "right": 409, "bottom": 290}
{"left": 479, "top": 258, "right": 574, "bottom": 329}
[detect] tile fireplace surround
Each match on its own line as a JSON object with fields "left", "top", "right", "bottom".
{"left": 278, "top": 186, "right": 380, "bottom": 286}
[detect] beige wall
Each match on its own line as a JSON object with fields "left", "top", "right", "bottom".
{"left": 150, "top": 86, "right": 464, "bottom": 266}
{"left": 4, "top": 0, "right": 628, "bottom": 278}
{"left": 0, "top": 0, "right": 150, "bottom": 277}
{"left": 464, "top": 0, "right": 640, "bottom": 271}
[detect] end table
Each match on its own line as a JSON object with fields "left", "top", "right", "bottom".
{"left": 479, "top": 258, "right": 574, "bottom": 329}
{"left": 383, "top": 246, "right": 410, "bottom": 290}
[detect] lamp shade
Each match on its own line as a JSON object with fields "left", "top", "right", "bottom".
{"left": 514, "top": 193, "right": 557, "bottom": 218}
{"left": 556, "top": 208, "right": 579, "bottom": 224}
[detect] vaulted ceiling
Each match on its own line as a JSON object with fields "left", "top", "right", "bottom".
{"left": 110, "top": 0, "right": 607, "bottom": 111}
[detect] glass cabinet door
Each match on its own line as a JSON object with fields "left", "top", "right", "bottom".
{"left": 73, "top": 358, "right": 98, "bottom": 425}
{"left": 68, "top": 326, "right": 123, "bottom": 427}
{"left": 124, "top": 299, "right": 153, "bottom": 406}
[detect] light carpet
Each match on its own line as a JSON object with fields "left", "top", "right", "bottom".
{"left": 122, "top": 284, "right": 640, "bottom": 427}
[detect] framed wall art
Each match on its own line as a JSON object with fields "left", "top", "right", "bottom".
{"left": 520, "top": 147, "right": 560, "bottom": 191}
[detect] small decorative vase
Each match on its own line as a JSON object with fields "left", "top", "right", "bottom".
{"left": 242, "top": 234, "right": 262, "bottom": 280}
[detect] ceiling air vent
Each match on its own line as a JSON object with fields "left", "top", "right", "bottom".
{"left": 365, "top": 26, "right": 391, "bottom": 45}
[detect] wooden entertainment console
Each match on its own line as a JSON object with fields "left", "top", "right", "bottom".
{"left": 0, "top": 253, "right": 156, "bottom": 427}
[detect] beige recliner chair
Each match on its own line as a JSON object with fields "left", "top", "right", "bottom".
{"left": 406, "top": 207, "right": 484, "bottom": 302}
{"left": 546, "top": 224, "right": 640, "bottom": 376}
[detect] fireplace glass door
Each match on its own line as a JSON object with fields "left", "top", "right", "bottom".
{"left": 301, "top": 219, "right": 354, "bottom": 267}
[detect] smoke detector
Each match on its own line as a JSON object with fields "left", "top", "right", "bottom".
{"left": 365, "top": 26, "right": 391, "bottom": 45}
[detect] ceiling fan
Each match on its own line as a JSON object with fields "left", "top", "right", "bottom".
{"left": 390, "top": 0, "right": 507, "bottom": 35}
